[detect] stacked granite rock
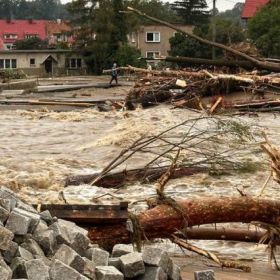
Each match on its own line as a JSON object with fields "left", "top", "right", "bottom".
{"left": 0, "top": 187, "right": 182, "bottom": 280}
{"left": 109, "top": 244, "right": 181, "bottom": 280}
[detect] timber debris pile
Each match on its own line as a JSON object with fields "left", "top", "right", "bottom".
{"left": 118, "top": 7, "right": 280, "bottom": 115}
{"left": 123, "top": 66, "right": 280, "bottom": 113}
{"left": 0, "top": 186, "right": 181, "bottom": 280}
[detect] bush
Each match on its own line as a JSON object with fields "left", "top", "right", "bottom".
{"left": 113, "top": 44, "right": 145, "bottom": 68}
{"left": 248, "top": 0, "right": 280, "bottom": 58}
{"left": 0, "top": 69, "right": 27, "bottom": 80}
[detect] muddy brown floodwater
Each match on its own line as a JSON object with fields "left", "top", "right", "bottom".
{"left": 0, "top": 76, "right": 279, "bottom": 270}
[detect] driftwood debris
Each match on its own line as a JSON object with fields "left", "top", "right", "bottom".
{"left": 65, "top": 165, "right": 205, "bottom": 187}
{"left": 121, "top": 65, "right": 280, "bottom": 110}
{"left": 171, "top": 235, "right": 251, "bottom": 272}
{"left": 224, "top": 99, "right": 280, "bottom": 112}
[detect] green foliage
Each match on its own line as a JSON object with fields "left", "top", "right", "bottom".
{"left": 110, "top": 0, "right": 128, "bottom": 51}
{"left": 210, "top": 17, "right": 245, "bottom": 45}
{"left": 54, "top": 42, "right": 70, "bottom": 49}
{"left": 126, "top": 0, "right": 183, "bottom": 25}
{"left": 14, "top": 37, "right": 48, "bottom": 50}
{"left": 0, "top": 69, "right": 26, "bottom": 80}
{"left": 114, "top": 44, "right": 145, "bottom": 67}
{"left": 68, "top": 0, "right": 113, "bottom": 73}
{"left": 217, "top": 119, "right": 253, "bottom": 142}
{"left": 169, "top": 16, "right": 245, "bottom": 59}
{"left": 69, "top": 0, "right": 182, "bottom": 74}
{"left": 171, "top": 0, "right": 209, "bottom": 25}
{"left": 248, "top": 0, "right": 280, "bottom": 58}
{"left": 169, "top": 32, "right": 211, "bottom": 58}
{"left": 0, "top": 0, "right": 69, "bottom": 20}
{"left": 235, "top": 159, "right": 260, "bottom": 174}
{"left": 218, "top": 2, "right": 244, "bottom": 24}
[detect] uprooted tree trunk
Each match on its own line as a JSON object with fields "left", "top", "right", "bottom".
{"left": 126, "top": 7, "right": 280, "bottom": 72}
{"left": 153, "top": 56, "right": 256, "bottom": 69}
{"left": 87, "top": 196, "right": 280, "bottom": 249}
{"left": 65, "top": 165, "right": 206, "bottom": 187}
{"left": 105, "top": 65, "right": 280, "bottom": 84}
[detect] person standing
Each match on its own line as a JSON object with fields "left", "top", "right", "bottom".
{"left": 109, "top": 62, "right": 118, "bottom": 85}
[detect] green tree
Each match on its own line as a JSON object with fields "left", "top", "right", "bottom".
{"left": 248, "top": 0, "right": 280, "bottom": 58}
{"left": 169, "top": 32, "right": 211, "bottom": 58}
{"left": 171, "top": 0, "right": 209, "bottom": 25}
{"left": 0, "top": 0, "right": 70, "bottom": 20}
{"left": 169, "top": 17, "right": 245, "bottom": 59}
{"left": 127, "top": 0, "right": 183, "bottom": 24}
{"left": 218, "top": 2, "right": 244, "bottom": 24}
{"left": 14, "top": 37, "right": 48, "bottom": 49}
{"left": 114, "top": 43, "right": 145, "bottom": 67}
{"left": 112, "top": 0, "right": 127, "bottom": 45}
{"left": 211, "top": 17, "right": 245, "bottom": 45}
{"left": 0, "top": 0, "right": 15, "bottom": 19}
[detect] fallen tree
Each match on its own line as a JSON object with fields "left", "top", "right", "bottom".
{"left": 152, "top": 56, "right": 256, "bottom": 70}
{"left": 176, "top": 227, "right": 266, "bottom": 243}
{"left": 65, "top": 165, "right": 206, "bottom": 187}
{"left": 126, "top": 7, "right": 280, "bottom": 72}
{"left": 87, "top": 196, "right": 280, "bottom": 249}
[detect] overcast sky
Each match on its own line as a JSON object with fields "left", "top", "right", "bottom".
{"left": 60, "top": 0, "right": 244, "bottom": 12}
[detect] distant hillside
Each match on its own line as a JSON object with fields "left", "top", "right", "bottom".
{"left": 218, "top": 2, "right": 245, "bottom": 24}
{"left": 0, "top": 0, "right": 70, "bottom": 20}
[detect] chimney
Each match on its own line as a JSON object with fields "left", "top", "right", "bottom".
{"left": 57, "top": 19, "right": 61, "bottom": 24}
{"left": 28, "top": 18, "right": 33, "bottom": 24}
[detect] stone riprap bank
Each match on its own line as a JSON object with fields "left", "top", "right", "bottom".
{"left": 0, "top": 187, "right": 181, "bottom": 280}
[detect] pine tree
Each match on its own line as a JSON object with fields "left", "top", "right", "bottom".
{"left": 172, "top": 0, "right": 209, "bottom": 25}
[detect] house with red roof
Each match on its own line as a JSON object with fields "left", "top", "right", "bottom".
{"left": 0, "top": 19, "right": 47, "bottom": 50}
{"left": 241, "top": 0, "right": 270, "bottom": 21}
{"left": 46, "top": 20, "right": 74, "bottom": 47}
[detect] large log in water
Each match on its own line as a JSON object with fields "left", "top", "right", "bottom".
{"left": 65, "top": 166, "right": 205, "bottom": 187}
{"left": 87, "top": 196, "right": 280, "bottom": 249}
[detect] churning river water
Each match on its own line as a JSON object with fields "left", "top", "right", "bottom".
{"left": 0, "top": 102, "right": 279, "bottom": 264}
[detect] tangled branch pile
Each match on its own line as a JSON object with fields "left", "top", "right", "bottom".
{"left": 73, "top": 115, "right": 259, "bottom": 189}
{"left": 122, "top": 66, "right": 280, "bottom": 113}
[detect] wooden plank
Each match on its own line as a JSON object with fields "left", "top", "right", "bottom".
{"left": 36, "top": 202, "right": 128, "bottom": 211}
{"left": 33, "top": 202, "right": 128, "bottom": 225}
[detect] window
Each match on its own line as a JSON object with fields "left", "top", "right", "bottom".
{"left": 25, "top": 34, "right": 37, "bottom": 39}
{"left": 0, "top": 59, "right": 17, "bottom": 69}
{"left": 5, "top": 59, "right": 10, "bottom": 69}
{"left": 146, "top": 32, "right": 160, "bottom": 43}
{"left": 146, "top": 51, "right": 160, "bottom": 59}
{"left": 54, "top": 33, "right": 63, "bottom": 42}
{"left": 77, "top": 58, "right": 82, "bottom": 68}
{"left": 11, "top": 59, "right": 16, "bottom": 68}
{"left": 70, "top": 58, "right": 76, "bottom": 68}
{"left": 68, "top": 58, "right": 82, "bottom": 69}
{"left": 30, "top": 58, "right": 36, "bottom": 66}
{"left": 4, "top": 34, "right": 18, "bottom": 39}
